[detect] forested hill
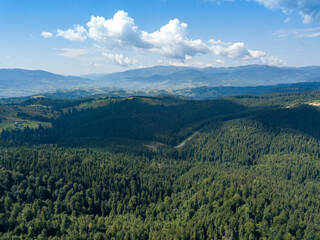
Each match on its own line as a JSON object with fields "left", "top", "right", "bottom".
{"left": 0, "top": 93, "right": 320, "bottom": 239}
{"left": 54, "top": 97, "right": 247, "bottom": 145}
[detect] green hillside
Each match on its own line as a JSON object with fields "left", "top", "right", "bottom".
{"left": 0, "top": 93, "right": 320, "bottom": 239}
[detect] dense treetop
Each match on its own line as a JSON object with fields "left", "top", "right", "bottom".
{"left": 0, "top": 92, "right": 320, "bottom": 239}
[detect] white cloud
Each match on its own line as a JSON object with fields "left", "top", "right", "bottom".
{"left": 208, "top": 39, "right": 232, "bottom": 45}
{"left": 166, "top": 58, "right": 216, "bottom": 68}
{"left": 57, "top": 25, "right": 87, "bottom": 42}
{"left": 207, "top": 0, "right": 320, "bottom": 23}
{"left": 102, "top": 53, "right": 137, "bottom": 67}
{"left": 252, "top": 0, "right": 320, "bottom": 23}
{"left": 210, "top": 42, "right": 250, "bottom": 59}
{"left": 143, "top": 19, "right": 209, "bottom": 59}
{"left": 56, "top": 48, "right": 89, "bottom": 58}
{"left": 41, "top": 31, "right": 53, "bottom": 38}
{"left": 4, "top": 55, "right": 10, "bottom": 60}
{"left": 208, "top": 40, "right": 285, "bottom": 65}
{"left": 248, "top": 49, "right": 285, "bottom": 65}
{"left": 52, "top": 10, "right": 284, "bottom": 66}
{"left": 296, "top": 31, "right": 320, "bottom": 38}
{"left": 87, "top": 11, "right": 148, "bottom": 49}
{"left": 276, "top": 26, "right": 320, "bottom": 38}
{"left": 86, "top": 11, "right": 208, "bottom": 59}
{"left": 216, "top": 59, "right": 225, "bottom": 64}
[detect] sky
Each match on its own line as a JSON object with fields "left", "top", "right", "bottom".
{"left": 0, "top": 0, "right": 319, "bottom": 75}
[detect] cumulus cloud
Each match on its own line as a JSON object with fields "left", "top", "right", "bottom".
{"left": 86, "top": 11, "right": 208, "bottom": 59}
{"left": 208, "top": 39, "right": 285, "bottom": 65}
{"left": 252, "top": 0, "right": 320, "bottom": 23}
{"left": 50, "top": 10, "right": 284, "bottom": 66}
{"left": 102, "top": 53, "right": 137, "bottom": 67}
{"left": 143, "top": 19, "right": 209, "bottom": 59}
{"left": 57, "top": 25, "right": 87, "bottom": 42}
{"left": 41, "top": 31, "right": 53, "bottom": 38}
{"left": 87, "top": 11, "right": 147, "bottom": 49}
{"left": 56, "top": 48, "right": 89, "bottom": 58}
{"left": 208, "top": 39, "right": 232, "bottom": 45}
{"left": 210, "top": 42, "right": 250, "bottom": 59}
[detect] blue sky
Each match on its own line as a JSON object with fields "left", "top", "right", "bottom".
{"left": 0, "top": 0, "right": 319, "bottom": 75}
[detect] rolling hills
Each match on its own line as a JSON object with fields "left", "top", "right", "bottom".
{"left": 1, "top": 65, "right": 320, "bottom": 99}
{"left": 1, "top": 92, "right": 320, "bottom": 239}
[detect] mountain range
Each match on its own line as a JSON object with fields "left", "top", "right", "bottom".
{"left": 1, "top": 65, "right": 320, "bottom": 98}
{"left": 0, "top": 68, "right": 92, "bottom": 98}
{"left": 83, "top": 65, "right": 320, "bottom": 89}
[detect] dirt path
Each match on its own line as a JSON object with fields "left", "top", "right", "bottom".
{"left": 143, "top": 141, "right": 167, "bottom": 150}
{"left": 143, "top": 144, "right": 157, "bottom": 150}
{"left": 143, "top": 134, "right": 195, "bottom": 150}
{"left": 174, "top": 136, "right": 193, "bottom": 149}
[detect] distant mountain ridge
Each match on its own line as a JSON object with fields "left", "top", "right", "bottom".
{"left": 0, "top": 69, "right": 91, "bottom": 86}
{"left": 0, "top": 69, "right": 92, "bottom": 98}
{"left": 83, "top": 65, "right": 320, "bottom": 89}
{"left": 1, "top": 65, "right": 320, "bottom": 98}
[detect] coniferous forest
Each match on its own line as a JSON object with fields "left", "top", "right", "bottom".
{"left": 1, "top": 93, "right": 320, "bottom": 239}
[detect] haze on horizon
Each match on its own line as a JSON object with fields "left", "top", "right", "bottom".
{"left": 0, "top": 0, "right": 319, "bottom": 75}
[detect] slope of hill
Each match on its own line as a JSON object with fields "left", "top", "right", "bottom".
{"left": 1, "top": 93, "right": 320, "bottom": 239}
